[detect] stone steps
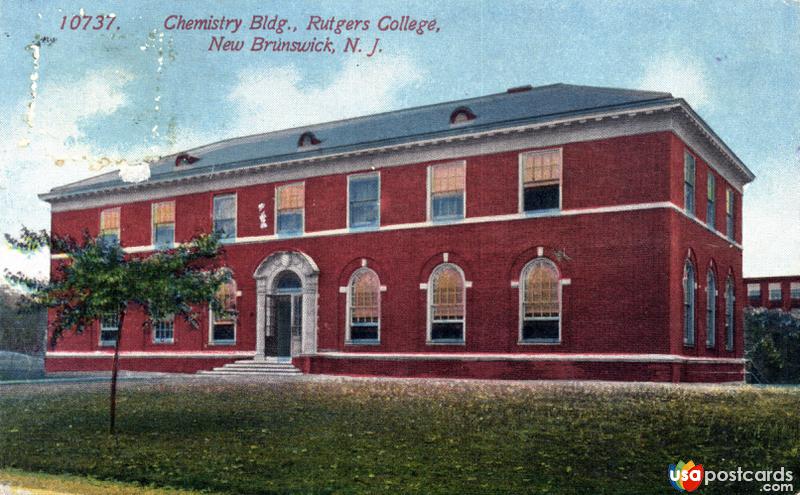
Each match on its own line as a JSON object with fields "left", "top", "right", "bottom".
{"left": 197, "top": 359, "right": 302, "bottom": 377}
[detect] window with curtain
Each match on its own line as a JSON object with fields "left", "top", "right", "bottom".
{"left": 684, "top": 152, "right": 696, "bottom": 215}
{"left": 706, "top": 269, "right": 716, "bottom": 348}
{"left": 152, "top": 201, "right": 175, "bottom": 249}
{"left": 99, "top": 207, "right": 120, "bottom": 245}
{"left": 521, "top": 149, "right": 561, "bottom": 212}
{"left": 429, "top": 264, "right": 465, "bottom": 342}
{"left": 768, "top": 283, "right": 782, "bottom": 301}
{"left": 521, "top": 258, "right": 560, "bottom": 342}
{"left": 683, "top": 260, "right": 696, "bottom": 346}
{"left": 348, "top": 268, "right": 380, "bottom": 342}
{"left": 212, "top": 279, "right": 237, "bottom": 343}
{"left": 348, "top": 174, "right": 380, "bottom": 229}
{"left": 213, "top": 194, "right": 236, "bottom": 242}
{"left": 429, "top": 162, "right": 465, "bottom": 221}
{"left": 276, "top": 183, "right": 304, "bottom": 235}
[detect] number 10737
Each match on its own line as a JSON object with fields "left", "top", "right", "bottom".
{"left": 60, "top": 14, "right": 117, "bottom": 31}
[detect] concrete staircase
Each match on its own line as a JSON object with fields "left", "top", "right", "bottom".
{"left": 197, "top": 359, "right": 303, "bottom": 377}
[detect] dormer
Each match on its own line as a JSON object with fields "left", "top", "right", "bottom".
{"left": 450, "top": 106, "right": 476, "bottom": 125}
{"left": 298, "top": 131, "right": 322, "bottom": 148}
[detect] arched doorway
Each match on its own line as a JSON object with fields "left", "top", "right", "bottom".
{"left": 253, "top": 251, "right": 319, "bottom": 360}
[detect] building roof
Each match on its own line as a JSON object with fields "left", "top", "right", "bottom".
{"left": 41, "top": 83, "right": 752, "bottom": 201}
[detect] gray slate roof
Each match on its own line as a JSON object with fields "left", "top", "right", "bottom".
{"left": 45, "top": 83, "right": 682, "bottom": 198}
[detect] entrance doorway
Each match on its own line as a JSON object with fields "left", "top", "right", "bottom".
{"left": 266, "top": 271, "right": 303, "bottom": 359}
{"left": 253, "top": 251, "right": 319, "bottom": 360}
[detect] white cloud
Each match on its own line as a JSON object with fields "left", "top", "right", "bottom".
{"left": 638, "top": 53, "right": 711, "bottom": 110}
{"left": 742, "top": 153, "right": 800, "bottom": 277}
{"left": 0, "top": 68, "right": 135, "bottom": 282}
{"left": 227, "top": 55, "right": 425, "bottom": 135}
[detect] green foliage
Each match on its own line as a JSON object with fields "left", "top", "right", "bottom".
{"left": 745, "top": 308, "right": 800, "bottom": 384}
{"left": 4, "top": 228, "right": 231, "bottom": 347}
{"left": 0, "top": 285, "right": 45, "bottom": 355}
{"left": 0, "top": 380, "right": 798, "bottom": 494}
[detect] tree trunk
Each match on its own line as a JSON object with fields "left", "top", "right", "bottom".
{"left": 109, "top": 309, "right": 126, "bottom": 435}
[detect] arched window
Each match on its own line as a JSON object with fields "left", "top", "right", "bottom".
{"left": 429, "top": 264, "right": 465, "bottom": 342}
{"left": 521, "top": 258, "right": 560, "bottom": 342}
{"left": 347, "top": 268, "right": 380, "bottom": 342}
{"left": 706, "top": 268, "right": 717, "bottom": 348}
{"left": 725, "top": 275, "right": 735, "bottom": 351}
{"left": 211, "top": 278, "right": 237, "bottom": 344}
{"left": 683, "top": 260, "right": 696, "bottom": 346}
{"left": 275, "top": 270, "right": 302, "bottom": 292}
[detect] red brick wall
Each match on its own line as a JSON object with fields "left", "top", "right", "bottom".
{"left": 45, "top": 130, "right": 746, "bottom": 375}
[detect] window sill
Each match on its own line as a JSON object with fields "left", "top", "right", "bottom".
{"left": 522, "top": 208, "right": 561, "bottom": 217}
{"left": 154, "top": 341, "right": 175, "bottom": 345}
{"left": 209, "top": 341, "right": 236, "bottom": 346}
{"left": 347, "top": 225, "right": 380, "bottom": 233}
{"left": 518, "top": 339, "right": 560, "bottom": 345}
{"left": 98, "top": 342, "right": 117, "bottom": 348}
{"left": 345, "top": 340, "right": 381, "bottom": 346}
{"left": 430, "top": 216, "right": 465, "bottom": 224}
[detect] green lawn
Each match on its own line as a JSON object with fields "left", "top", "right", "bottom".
{"left": 1, "top": 378, "right": 798, "bottom": 494}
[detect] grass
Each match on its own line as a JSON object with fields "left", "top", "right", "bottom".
{"left": 0, "top": 467, "right": 216, "bottom": 494}
{"left": 0, "top": 377, "right": 799, "bottom": 494}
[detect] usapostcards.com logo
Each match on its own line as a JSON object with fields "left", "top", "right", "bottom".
{"left": 669, "top": 460, "right": 705, "bottom": 492}
{"left": 669, "top": 459, "right": 795, "bottom": 493}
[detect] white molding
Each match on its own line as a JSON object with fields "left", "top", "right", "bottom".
{"left": 313, "top": 351, "right": 745, "bottom": 365}
{"left": 44, "top": 102, "right": 751, "bottom": 212}
{"left": 48, "top": 200, "right": 743, "bottom": 260}
{"left": 46, "top": 351, "right": 254, "bottom": 359}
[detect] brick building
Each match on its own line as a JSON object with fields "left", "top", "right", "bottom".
{"left": 744, "top": 276, "right": 800, "bottom": 312}
{"left": 40, "top": 84, "right": 755, "bottom": 382}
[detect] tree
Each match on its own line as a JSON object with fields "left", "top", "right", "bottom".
{"left": 744, "top": 307, "right": 800, "bottom": 384}
{"left": 4, "top": 227, "right": 232, "bottom": 434}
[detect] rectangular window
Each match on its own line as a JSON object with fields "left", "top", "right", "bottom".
{"left": 100, "top": 314, "right": 119, "bottom": 347}
{"left": 769, "top": 283, "right": 782, "bottom": 301}
{"left": 213, "top": 194, "right": 236, "bottom": 242}
{"left": 153, "top": 317, "right": 174, "bottom": 344}
{"left": 276, "top": 183, "right": 304, "bottom": 235}
{"left": 684, "top": 151, "right": 696, "bottom": 215}
{"left": 152, "top": 201, "right": 175, "bottom": 249}
{"left": 706, "top": 174, "right": 715, "bottom": 228}
{"left": 521, "top": 149, "right": 561, "bottom": 212}
{"left": 429, "top": 162, "right": 465, "bottom": 221}
{"left": 747, "top": 283, "right": 761, "bottom": 300}
{"left": 99, "top": 207, "right": 121, "bottom": 245}
{"left": 348, "top": 174, "right": 380, "bottom": 229}
{"left": 791, "top": 282, "right": 800, "bottom": 299}
{"left": 726, "top": 188, "right": 735, "bottom": 241}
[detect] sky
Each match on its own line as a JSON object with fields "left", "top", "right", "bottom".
{"left": 0, "top": 0, "right": 798, "bottom": 281}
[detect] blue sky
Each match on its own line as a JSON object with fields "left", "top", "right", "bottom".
{"left": 1, "top": 0, "right": 798, "bottom": 279}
